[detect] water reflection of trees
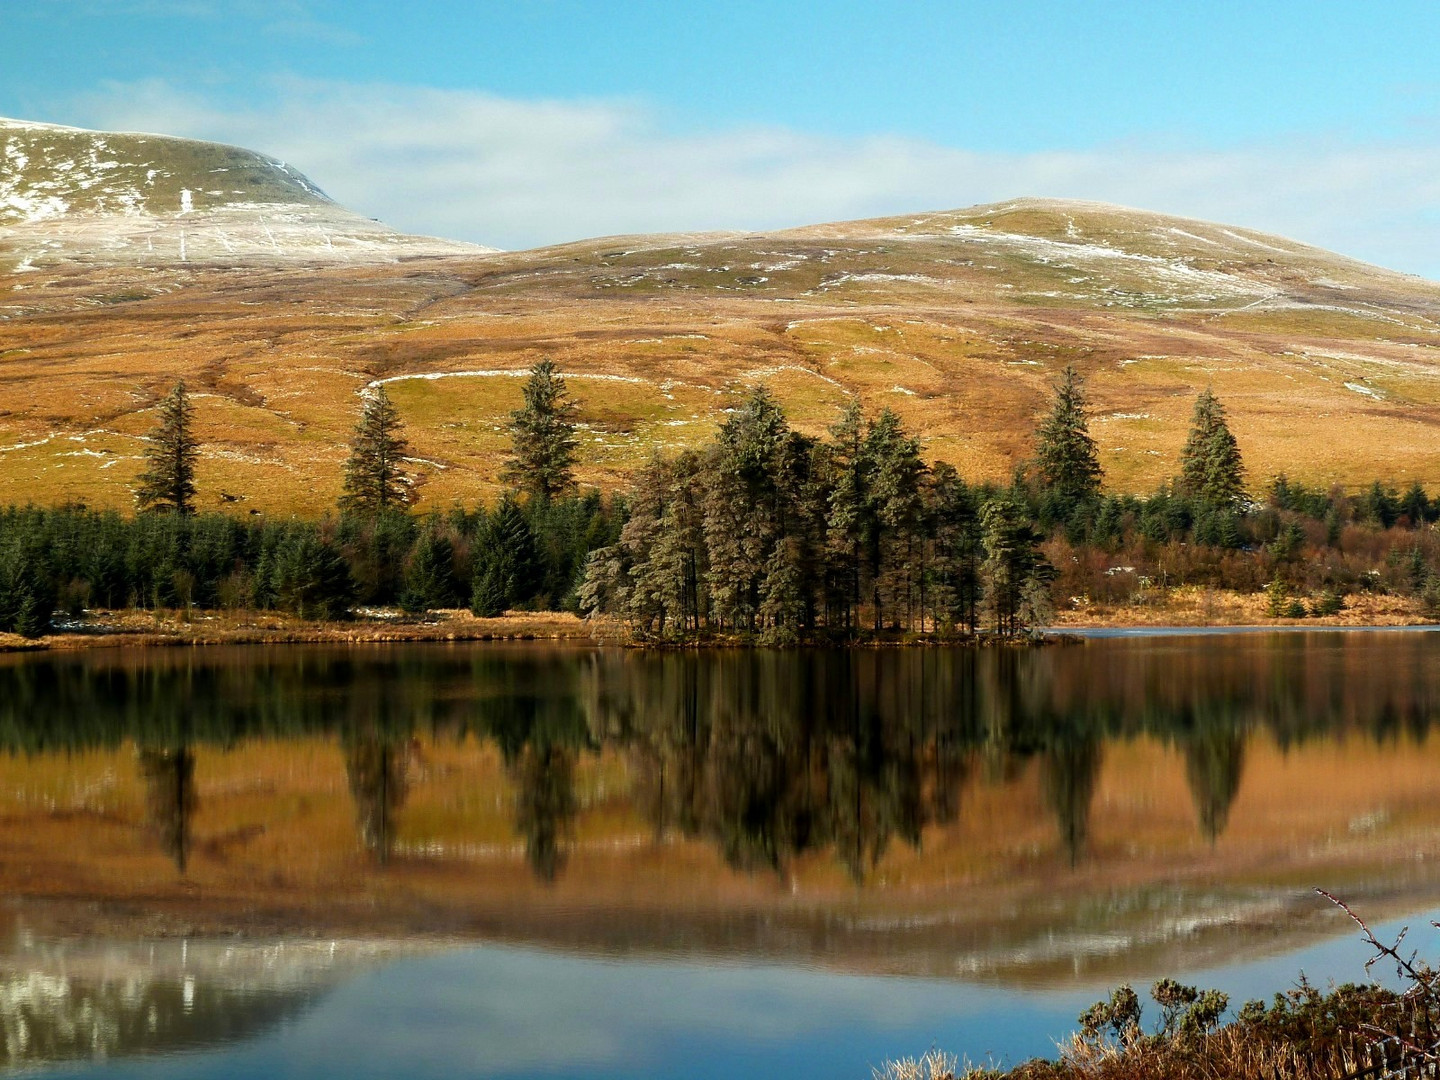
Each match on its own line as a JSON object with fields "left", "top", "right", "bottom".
{"left": 343, "top": 738, "right": 411, "bottom": 863}
{"left": 1183, "top": 726, "right": 1246, "bottom": 843}
{"left": 514, "top": 743, "right": 577, "bottom": 882}
{"left": 470, "top": 657, "right": 590, "bottom": 882}
{"left": 137, "top": 745, "right": 196, "bottom": 872}
{"left": 1040, "top": 737, "right": 1101, "bottom": 866}
{"left": 9, "top": 636, "right": 1440, "bottom": 879}
{"left": 588, "top": 653, "right": 957, "bottom": 882}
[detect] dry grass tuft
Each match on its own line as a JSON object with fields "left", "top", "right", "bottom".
{"left": 874, "top": 1049, "right": 962, "bottom": 1080}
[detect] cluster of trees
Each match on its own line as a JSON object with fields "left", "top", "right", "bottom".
{"left": 5, "top": 357, "right": 1440, "bottom": 639}
{"left": 577, "top": 369, "right": 1258, "bottom": 642}
{"left": 578, "top": 391, "right": 1052, "bottom": 641}
{"left": 0, "top": 363, "right": 617, "bottom": 636}
{"left": 0, "top": 497, "right": 617, "bottom": 631}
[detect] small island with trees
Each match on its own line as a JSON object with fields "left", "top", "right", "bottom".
{"left": 0, "top": 361, "right": 1437, "bottom": 646}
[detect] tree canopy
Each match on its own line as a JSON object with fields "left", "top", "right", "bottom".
{"left": 580, "top": 390, "right": 1048, "bottom": 641}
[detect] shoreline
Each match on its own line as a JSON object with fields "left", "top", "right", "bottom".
{"left": 0, "top": 609, "right": 600, "bottom": 654}
{"left": 2, "top": 599, "right": 1438, "bottom": 653}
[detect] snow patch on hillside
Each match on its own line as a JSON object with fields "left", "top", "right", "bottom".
{"left": 1344, "top": 382, "right": 1383, "bottom": 399}
{"left": 0, "top": 117, "right": 491, "bottom": 264}
{"left": 367, "top": 370, "right": 646, "bottom": 391}
{"left": 946, "top": 224, "right": 1265, "bottom": 299}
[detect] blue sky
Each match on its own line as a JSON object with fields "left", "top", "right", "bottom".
{"left": 7, "top": 2, "right": 1440, "bottom": 271}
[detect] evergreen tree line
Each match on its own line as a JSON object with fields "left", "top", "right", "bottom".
{"left": 0, "top": 361, "right": 612, "bottom": 637}
{"left": 0, "top": 496, "right": 621, "bottom": 634}
{"left": 580, "top": 369, "right": 1440, "bottom": 640}
{"left": 5, "top": 359, "right": 1440, "bottom": 638}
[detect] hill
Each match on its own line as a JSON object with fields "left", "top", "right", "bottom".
{"left": 2, "top": 119, "right": 1439, "bottom": 513}
{"left": 0, "top": 117, "right": 485, "bottom": 267}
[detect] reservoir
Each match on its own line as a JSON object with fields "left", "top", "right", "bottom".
{"left": 3, "top": 634, "right": 1438, "bottom": 1076}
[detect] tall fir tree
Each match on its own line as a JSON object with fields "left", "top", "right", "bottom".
{"left": 470, "top": 497, "right": 540, "bottom": 616}
{"left": 504, "top": 360, "right": 579, "bottom": 501}
{"left": 979, "top": 495, "right": 1053, "bottom": 636}
{"left": 824, "top": 400, "right": 872, "bottom": 632}
{"left": 926, "top": 463, "right": 981, "bottom": 634}
{"left": 1178, "top": 388, "right": 1245, "bottom": 510}
{"left": 340, "top": 387, "right": 410, "bottom": 515}
{"left": 135, "top": 381, "right": 199, "bottom": 515}
{"left": 866, "top": 408, "right": 925, "bottom": 632}
{"left": 702, "top": 388, "right": 794, "bottom": 632}
{"left": 402, "top": 523, "right": 459, "bottom": 614}
{"left": 1033, "top": 364, "right": 1102, "bottom": 505}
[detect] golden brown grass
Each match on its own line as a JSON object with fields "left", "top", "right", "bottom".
{"left": 3, "top": 201, "right": 1440, "bottom": 514}
{"left": 1054, "top": 587, "right": 1435, "bottom": 627}
{"left": 0, "top": 609, "right": 594, "bottom": 653}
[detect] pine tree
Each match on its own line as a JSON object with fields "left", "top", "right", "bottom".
{"left": 0, "top": 542, "right": 53, "bottom": 638}
{"left": 135, "top": 381, "right": 199, "bottom": 515}
{"left": 401, "top": 525, "right": 458, "bottom": 614}
{"left": 503, "top": 360, "right": 579, "bottom": 501}
{"left": 1401, "top": 481, "right": 1432, "bottom": 526}
{"left": 469, "top": 498, "right": 539, "bottom": 616}
{"left": 824, "top": 400, "right": 871, "bottom": 632}
{"left": 270, "top": 529, "right": 355, "bottom": 619}
{"left": 757, "top": 538, "right": 806, "bottom": 645}
{"left": 927, "top": 464, "right": 981, "bottom": 633}
{"left": 702, "top": 388, "right": 793, "bottom": 632}
{"left": 1033, "top": 364, "right": 1102, "bottom": 506}
{"left": 1178, "top": 389, "right": 1245, "bottom": 510}
{"left": 340, "top": 387, "right": 410, "bottom": 515}
{"left": 470, "top": 561, "right": 510, "bottom": 618}
{"left": 866, "top": 408, "right": 925, "bottom": 632}
{"left": 979, "top": 494, "right": 1053, "bottom": 636}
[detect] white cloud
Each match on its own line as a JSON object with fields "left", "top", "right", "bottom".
{"left": 59, "top": 79, "right": 1440, "bottom": 276}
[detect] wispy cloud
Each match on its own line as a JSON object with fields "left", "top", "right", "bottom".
{"left": 62, "top": 78, "right": 1440, "bottom": 276}
{"left": 74, "top": 0, "right": 307, "bottom": 18}
{"left": 66, "top": 1, "right": 358, "bottom": 43}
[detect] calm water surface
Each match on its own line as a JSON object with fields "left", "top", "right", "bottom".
{"left": 5, "top": 633, "right": 1440, "bottom": 1076}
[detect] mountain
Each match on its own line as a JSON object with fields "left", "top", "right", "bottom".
{"left": 1, "top": 117, "right": 1439, "bottom": 513}
{"left": 0, "top": 117, "right": 487, "bottom": 267}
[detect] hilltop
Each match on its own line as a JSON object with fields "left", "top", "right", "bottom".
{"left": 0, "top": 117, "right": 485, "bottom": 267}
{"left": 2, "top": 118, "right": 1440, "bottom": 513}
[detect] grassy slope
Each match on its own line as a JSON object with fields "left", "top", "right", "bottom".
{"left": 2, "top": 192, "right": 1440, "bottom": 514}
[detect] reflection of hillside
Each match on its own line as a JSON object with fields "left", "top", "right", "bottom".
{"left": 2, "top": 638, "right": 1440, "bottom": 986}
{"left": 0, "top": 937, "right": 408, "bottom": 1071}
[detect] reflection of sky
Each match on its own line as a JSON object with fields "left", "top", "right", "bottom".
{"left": 41, "top": 912, "right": 1440, "bottom": 1080}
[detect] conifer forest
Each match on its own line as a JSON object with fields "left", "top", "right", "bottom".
{"left": 2, "top": 362, "right": 1439, "bottom": 641}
